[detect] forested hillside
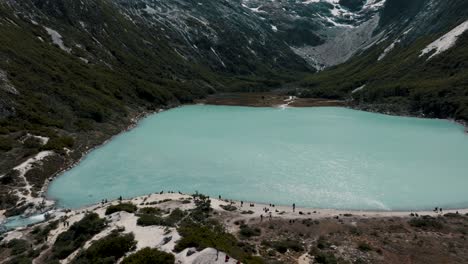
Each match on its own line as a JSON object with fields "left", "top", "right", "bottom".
{"left": 299, "top": 0, "right": 468, "bottom": 121}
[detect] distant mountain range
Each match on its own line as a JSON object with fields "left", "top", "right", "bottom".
{"left": 0, "top": 0, "right": 467, "bottom": 215}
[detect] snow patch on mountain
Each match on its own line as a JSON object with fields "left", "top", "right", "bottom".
{"left": 378, "top": 28, "right": 413, "bottom": 61}
{"left": 44, "top": 27, "right": 71, "bottom": 53}
{"left": 0, "top": 69, "right": 19, "bottom": 95}
{"left": 420, "top": 20, "right": 468, "bottom": 60}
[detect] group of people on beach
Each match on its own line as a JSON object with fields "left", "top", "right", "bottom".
{"left": 62, "top": 220, "right": 70, "bottom": 227}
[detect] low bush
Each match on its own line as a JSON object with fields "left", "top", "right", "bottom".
{"left": 105, "top": 203, "right": 137, "bottom": 215}
{"left": 52, "top": 213, "right": 106, "bottom": 260}
{"left": 409, "top": 217, "right": 443, "bottom": 230}
{"left": 175, "top": 220, "right": 264, "bottom": 264}
{"left": 6, "top": 239, "right": 30, "bottom": 256}
{"left": 31, "top": 220, "right": 59, "bottom": 243}
{"left": 0, "top": 137, "right": 14, "bottom": 151}
{"left": 137, "top": 214, "right": 166, "bottom": 226}
{"left": 444, "top": 213, "right": 464, "bottom": 218}
{"left": 316, "top": 236, "right": 331, "bottom": 250}
{"left": 165, "top": 208, "right": 186, "bottom": 226}
{"left": 72, "top": 232, "right": 136, "bottom": 263}
{"left": 138, "top": 207, "right": 163, "bottom": 215}
{"left": 6, "top": 255, "right": 34, "bottom": 264}
{"left": 137, "top": 208, "right": 186, "bottom": 227}
{"left": 23, "top": 137, "right": 42, "bottom": 149}
{"left": 220, "top": 204, "right": 237, "bottom": 211}
{"left": 121, "top": 247, "right": 175, "bottom": 264}
{"left": 239, "top": 225, "right": 261, "bottom": 238}
{"left": 262, "top": 239, "right": 304, "bottom": 254}
{"left": 315, "top": 252, "right": 338, "bottom": 264}
{"left": 190, "top": 193, "right": 212, "bottom": 222}
{"left": 42, "top": 136, "right": 74, "bottom": 151}
{"left": 358, "top": 242, "right": 372, "bottom": 252}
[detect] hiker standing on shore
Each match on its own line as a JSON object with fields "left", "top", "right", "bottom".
{"left": 293, "top": 203, "right": 296, "bottom": 212}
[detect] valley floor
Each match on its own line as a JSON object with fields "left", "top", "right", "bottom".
{"left": 195, "top": 92, "right": 347, "bottom": 108}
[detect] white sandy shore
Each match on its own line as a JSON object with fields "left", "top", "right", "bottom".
{"left": 53, "top": 192, "right": 468, "bottom": 229}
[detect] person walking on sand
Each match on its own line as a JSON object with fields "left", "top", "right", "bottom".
{"left": 293, "top": 203, "right": 296, "bottom": 212}
{"left": 241, "top": 201, "right": 243, "bottom": 207}
{"left": 260, "top": 214, "right": 263, "bottom": 222}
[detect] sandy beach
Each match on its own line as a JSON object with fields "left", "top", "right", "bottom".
{"left": 2, "top": 192, "right": 468, "bottom": 264}
{"left": 49, "top": 192, "right": 468, "bottom": 225}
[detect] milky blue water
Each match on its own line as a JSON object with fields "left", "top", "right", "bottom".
{"left": 47, "top": 106, "right": 468, "bottom": 211}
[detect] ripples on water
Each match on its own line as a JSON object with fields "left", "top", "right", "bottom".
{"left": 47, "top": 106, "right": 468, "bottom": 210}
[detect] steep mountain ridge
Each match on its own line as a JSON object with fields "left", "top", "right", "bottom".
{"left": 241, "top": 0, "right": 387, "bottom": 68}
{"left": 299, "top": 0, "right": 468, "bottom": 121}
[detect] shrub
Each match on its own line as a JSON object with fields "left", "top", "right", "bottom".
{"left": 358, "top": 242, "right": 372, "bottom": 252}
{"left": 165, "top": 208, "right": 186, "bottom": 226}
{"left": 175, "top": 220, "right": 264, "bottom": 263}
{"left": 72, "top": 232, "right": 136, "bottom": 263}
{"left": 137, "top": 208, "right": 186, "bottom": 227}
{"left": 444, "top": 213, "right": 464, "bottom": 218}
{"left": 6, "top": 239, "right": 30, "bottom": 256}
{"left": 409, "top": 217, "right": 443, "bottom": 230}
{"left": 239, "top": 225, "right": 261, "bottom": 238}
{"left": 138, "top": 207, "right": 163, "bottom": 215}
{"left": 42, "top": 136, "right": 74, "bottom": 151}
{"left": 276, "top": 240, "right": 303, "bottom": 253}
{"left": 121, "top": 247, "right": 175, "bottom": 264}
{"left": 316, "top": 236, "right": 330, "bottom": 250}
{"left": 52, "top": 213, "right": 106, "bottom": 260}
{"left": 6, "top": 255, "right": 34, "bottom": 264}
{"left": 31, "top": 220, "right": 59, "bottom": 243}
{"left": 105, "top": 203, "right": 137, "bottom": 215}
{"left": 315, "top": 252, "right": 338, "bottom": 264}
{"left": 263, "top": 239, "right": 304, "bottom": 254}
{"left": 0, "top": 137, "right": 14, "bottom": 151}
{"left": 220, "top": 205, "right": 237, "bottom": 211}
{"left": 137, "top": 214, "right": 166, "bottom": 227}
{"left": 23, "top": 137, "right": 42, "bottom": 149}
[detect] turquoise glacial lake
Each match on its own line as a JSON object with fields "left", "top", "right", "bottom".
{"left": 47, "top": 106, "right": 468, "bottom": 211}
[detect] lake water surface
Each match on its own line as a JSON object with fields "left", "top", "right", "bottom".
{"left": 47, "top": 106, "right": 468, "bottom": 210}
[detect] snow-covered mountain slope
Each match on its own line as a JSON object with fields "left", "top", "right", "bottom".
{"left": 298, "top": 0, "right": 468, "bottom": 122}
{"left": 240, "top": 0, "right": 387, "bottom": 68}
{"left": 114, "top": 0, "right": 310, "bottom": 74}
